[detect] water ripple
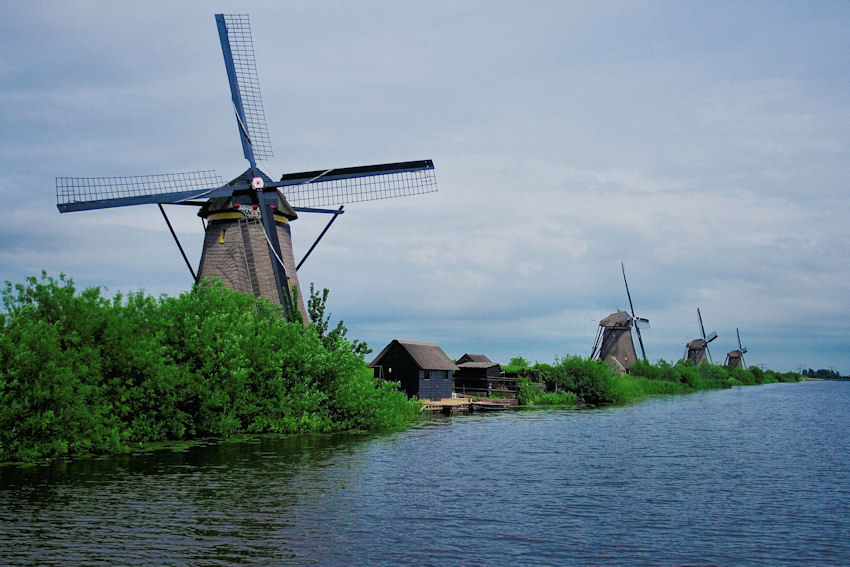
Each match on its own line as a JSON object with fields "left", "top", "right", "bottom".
{"left": 1, "top": 382, "right": 849, "bottom": 565}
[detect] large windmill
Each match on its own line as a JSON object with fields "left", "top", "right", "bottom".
{"left": 725, "top": 328, "right": 748, "bottom": 368}
{"left": 684, "top": 308, "right": 718, "bottom": 365}
{"left": 590, "top": 262, "right": 649, "bottom": 373}
{"left": 55, "top": 14, "right": 436, "bottom": 320}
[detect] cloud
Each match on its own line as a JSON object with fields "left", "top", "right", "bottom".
{"left": 1, "top": 2, "right": 849, "bottom": 373}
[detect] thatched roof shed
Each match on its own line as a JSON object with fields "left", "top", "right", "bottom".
{"left": 369, "top": 339, "right": 458, "bottom": 400}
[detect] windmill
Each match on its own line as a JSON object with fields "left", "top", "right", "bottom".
{"left": 684, "top": 308, "right": 718, "bottom": 365}
{"left": 55, "top": 14, "right": 437, "bottom": 321}
{"left": 590, "top": 262, "right": 649, "bottom": 373}
{"left": 725, "top": 328, "right": 748, "bottom": 368}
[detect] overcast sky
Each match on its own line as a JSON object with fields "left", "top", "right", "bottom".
{"left": 2, "top": 1, "right": 848, "bottom": 372}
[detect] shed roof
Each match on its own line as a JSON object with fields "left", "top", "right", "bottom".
{"left": 458, "top": 353, "right": 493, "bottom": 364}
{"left": 369, "top": 339, "right": 459, "bottom": 371}
{"left": 457, "top": 361, "right": 500, "bottom": 369}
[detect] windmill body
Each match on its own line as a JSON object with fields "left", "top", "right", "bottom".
{"left": 684, "top": 308, "right": 717, "bottom": 365}
{"left": 725, "top": 349, "right": 745, "bottom": 368}
{"left": 725, "top": 328, "right": 748, "bottom": 368}
{"left": 594, "top": 311, "right": 639, "bottom": 373}
{"left": 685, "top": 338, "right": 710, "bottom": 365}
{"left": 196, "top": 174, "right": 306, "bottom": 315}
{"left": 590, "top": 263, "right": 649, "bottom": 373}
{"left": 55, "top": 14, "right": 436, "bottom": 321}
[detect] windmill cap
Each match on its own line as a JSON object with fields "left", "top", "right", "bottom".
{"left": 600, "top": 310, "right": 632, "bottom": 328}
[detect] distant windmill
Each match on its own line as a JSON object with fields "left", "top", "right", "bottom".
{"left": 55, "top": 14, "right": 437, "bottom": 320}
{"left": 684, "top": 307, "right": 718, "bottom": 365}
{"left": 590, "top": 262, "right": 649, "bottom": 372}
{"left": 725, "top": 328, "right": 748, "bottom": 368}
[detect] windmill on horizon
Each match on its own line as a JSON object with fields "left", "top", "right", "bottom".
{"left": 590, "top": 262, "right": 649, "bottom": 373}
{"left": 725, "top": 328, "right": 748, "bottom": 368}
{"left": 56, "top": 13, "right": 437, "bottom": 320}
{"left": 684, "top": 307, "right": 718, "bottom": 365}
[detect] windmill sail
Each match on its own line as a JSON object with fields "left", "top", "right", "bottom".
{"left": 621, "top": 262, "right": 647, "bottom": 362}
{"left": 216, "top": 14, "right": 272, "bottom": 165}
{"left": 56, "top": 171, "right": 226, "bottom": 213}
{"left": 282, "top": 160, "right": 437, "bottom": 208}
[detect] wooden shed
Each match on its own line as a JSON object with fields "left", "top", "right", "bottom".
{"left": 368, "top": 339, "right": 459, "bottom": 401}
{"left": 454, "top": 354, "right": 503, "bottom": 396}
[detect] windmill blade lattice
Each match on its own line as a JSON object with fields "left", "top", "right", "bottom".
{"left": 216, "top": 14, "right": 273, "bottom": 164}
{"left": 56, "top": 171, "right": 225, "bottom": 212}
{"left": 697, "top": 307, "right": 717, "bottom": 363}
{"left": 282, "top": 160, "right": 437, "bottom": 208}
{"left": 621, "top": 261, "right": 648, "bottom": 362}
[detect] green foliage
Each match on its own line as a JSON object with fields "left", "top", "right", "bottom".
{"left": 629, "top": 359, "right": 663, "bottom": 380}
{"left": 0, "top": 273, "right": 417, "bottom": 463}
{"left": 749, "top": 365, "right": 766, "bottom": 383}
{"left": 516, "top": 376, "right": 578, "bottom": 406}
{"left": 509, "top": 355, "right": 531, "bottom": 367}
{"left": 539, "top": 356, "right": 626, "bottom": 405}
{"left": 307, "top": 283, "right": 371, "bottom": 357}
{"left": 802, "top": 368, "right": 848, "bottom": 380}
{"left": 526, "top": 350, "right": 805, "bottom": 407}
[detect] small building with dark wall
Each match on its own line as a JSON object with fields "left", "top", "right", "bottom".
{"left": 368, "top": 339, "right": 459, "bottom": 401}
{"left": 454, "top": 354, "right": 504, "bottom": 396}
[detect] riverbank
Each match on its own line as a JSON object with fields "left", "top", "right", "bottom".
{"left": 516, "top": 355, "right": 802, "bottom": 407}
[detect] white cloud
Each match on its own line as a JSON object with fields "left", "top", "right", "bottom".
{"left": 2, "top": 1, "right": 849, "bottom": 373}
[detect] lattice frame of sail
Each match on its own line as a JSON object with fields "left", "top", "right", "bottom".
{"left": 221, "top": 14, "right": 273, "bottom": 162}
{"left": 283, "top": 168, "right": 437, "bottom": 208}
{"left": 56, "top": 171, "right": 225, "bottom": 210}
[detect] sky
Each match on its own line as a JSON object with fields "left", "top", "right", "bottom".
{"left": 1, "top": 1, "right": 848, "bottom": 373}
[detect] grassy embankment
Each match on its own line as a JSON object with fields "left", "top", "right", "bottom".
{"left": 0, "top": 273, "right": 419, "bottom": 464}
{"left": 513, "top": 355, "right": 802, "bottom": 408}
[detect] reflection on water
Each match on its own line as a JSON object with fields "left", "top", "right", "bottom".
{"left": 2, "top": 381, "right": 849, "bottom": 566}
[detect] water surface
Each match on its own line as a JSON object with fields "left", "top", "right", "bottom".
{"left": 2, "top": 381, "right": 848, "bottom": 565}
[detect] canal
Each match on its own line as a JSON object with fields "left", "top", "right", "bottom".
{"left": 1, "top": 381, "right": 848, "bottom": 565}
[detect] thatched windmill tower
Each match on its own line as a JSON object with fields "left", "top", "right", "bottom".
{"left": 725, "top": 328, "right": 748, "bottom": 368}
{"left": 684, "top": 307, "right": 718, "bottom": 365}
{"left": 590, "top": 263, "right": 649, "bottom": 373}
{"left": 55, "top": 14, "right": 436, "bottom": 321}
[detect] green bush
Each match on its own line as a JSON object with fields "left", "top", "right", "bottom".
{"left": 749, "top": 365, "right": 765, "bottom": 383}
{"left": 629, "top": 359, "right": 663, "bottom": 380}
{"left": 0, "top": 273, "right": 419, "bottom": 463}
{"left": 516, "top": 376, "right": 578, "bottom": 406}
{"left": 696, "top": 361, "right": 732, "bottom": 389}
{"left": 541, "top": 356, "right": 625, "bottom": 405}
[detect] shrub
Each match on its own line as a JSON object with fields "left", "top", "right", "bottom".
{"left": 517, "top": 376, "right": 578, "bottom": 406}
{"left": 0, "top": 273, "right": 419, "bottom": 463}
{"left": 542, "top": 356, "right": 625, "bottom": 405}
{"left": 629, "top": 359, "right": 662, "bottom": 380}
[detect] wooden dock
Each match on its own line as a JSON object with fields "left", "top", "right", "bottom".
{"left": 421, "top": 397, "right": 518, "bottom": 414}
{"left": 421, "top": 398, "right": 471, "bottom": 413}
